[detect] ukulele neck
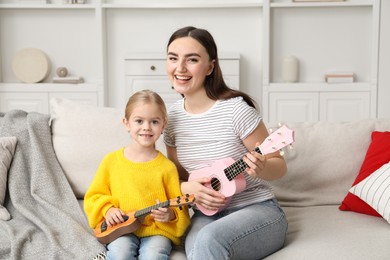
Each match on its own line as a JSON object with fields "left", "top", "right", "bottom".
{"left": 224, "top": 147, "right": 262, "bottom": 181}
{"left": 134, "top": 200, "right": 170, "bottom": 218}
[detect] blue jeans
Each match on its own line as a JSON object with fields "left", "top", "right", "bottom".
{"left": 185, "top": 199, "right": 288, "bottom": 260}
{"left": 106, "top": 234, "right": 172, "bottom": 260}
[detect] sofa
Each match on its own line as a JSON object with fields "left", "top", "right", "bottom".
{"left": 1, "top": 97, "right": 390, "bottom": 260}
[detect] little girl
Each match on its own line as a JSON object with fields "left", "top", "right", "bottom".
{"left": 84, "top": 90, "right": 190, "bottom": 260}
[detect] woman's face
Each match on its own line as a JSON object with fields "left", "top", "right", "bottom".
{"left": 166, "top": 37, "right": 214, "bottom": 96}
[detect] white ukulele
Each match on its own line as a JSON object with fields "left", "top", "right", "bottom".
{"left": 188, "top": 125, "right": 294, "bottom": 216}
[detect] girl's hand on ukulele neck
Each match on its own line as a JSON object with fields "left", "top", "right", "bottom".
{"left": 105, "top": 207, "right": 126, "bottom": 227}
{"left": 151, "top": 199, "right": 175, "bottom": 222}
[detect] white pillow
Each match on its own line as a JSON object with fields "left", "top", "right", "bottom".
{"left": 349, "top": 161, "right": 390, "bottom": 224}
{"left": 0, "top": 136, "right": 17, "bottom": 221}
{"left": 50, "top": 98, "right": 166, "bottom": 199}
{"left": 50, "top": 98, "right": 130, "bottom": 199}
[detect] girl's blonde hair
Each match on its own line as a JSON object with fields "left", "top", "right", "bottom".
{"left": 124, "top": 89, "right": 168, "bottom": 122}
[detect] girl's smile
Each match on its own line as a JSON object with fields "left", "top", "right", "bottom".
{"left": 123, "top": 102, "right": 165, "bottom": 150}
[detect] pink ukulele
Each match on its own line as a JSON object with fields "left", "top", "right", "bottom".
{"left": 189, "top": 125, "right": 294, "bottom": 216}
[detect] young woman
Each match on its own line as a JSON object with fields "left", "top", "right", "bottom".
{"left": 84, "top": 90, "right": 190, "bottom": 260}
{"left": 164, "top": 26, "right": 288, "bottom": 260}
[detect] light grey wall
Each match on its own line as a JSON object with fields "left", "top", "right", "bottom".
{"left": 378, "top": 0, "right": 390, "bottom": 118}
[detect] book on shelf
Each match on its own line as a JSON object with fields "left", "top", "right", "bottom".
{"left": 52, "top": 76, "right": 84, "bottom": 84}
{"left": 293, "top": 0, "right": 346, "bottom": 2}
{"left": 325, "top": 72, "right": 354, "bottom": 83}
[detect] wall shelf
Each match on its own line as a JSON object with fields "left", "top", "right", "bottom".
{"left": 270, "top": 0, "right": 374, "bottom": 8}
{"left": 0, "top": 0, "right": 263, "bottom": 9}
{"left": 266, "top": 82, "right": 376, "bottom": 92}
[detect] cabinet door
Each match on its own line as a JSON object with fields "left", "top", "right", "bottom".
{"left": 126, "top": 77, "right": 183, "bottom": 110}
{"left": 269, "top": 92, "right": 319, "bottom": 123}
{"left": 0, "top": 93, "right": 49, "bottom": 113}
{"left": 320, "top": 92, "right": 370, "bottom": 122}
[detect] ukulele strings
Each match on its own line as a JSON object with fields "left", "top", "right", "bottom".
{"left": 220, "top": 147, "right": 262, "bottom": 183}
{"left": 134, "top": 200, "right": 170, "bottom": 218}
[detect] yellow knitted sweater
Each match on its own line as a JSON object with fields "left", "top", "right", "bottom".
{"left": 84, "top": 148, "right": 190, "bottom": 245}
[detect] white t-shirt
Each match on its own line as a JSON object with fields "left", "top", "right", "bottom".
{"left": 164, "top": 96, "right": 274, "bottom": 210}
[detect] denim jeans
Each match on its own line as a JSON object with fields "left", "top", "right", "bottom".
{"left": 106, "top": 234, "right": 172, "bottom": 260}
{"left": 185, "top": 198, "right": 288, "bottom": 260}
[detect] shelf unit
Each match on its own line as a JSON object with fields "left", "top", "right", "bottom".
{"left": 0, "top": 0, "right": 382, "bottom": 122}
{"left": 262, "top": 0, "right": 380, "bottom": 122}
{"left": 0, "top": 2, "right": 105, "bottom": 112}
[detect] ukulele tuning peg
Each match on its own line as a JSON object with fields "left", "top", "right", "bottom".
{"left": 278, "top": 122, "right": 283, "bottom": 127}
{"left": 289, "top": 144, "right": 294, "bottom": 150}
{"left": 279, "top": 150, "right": 285, "bottom": 156}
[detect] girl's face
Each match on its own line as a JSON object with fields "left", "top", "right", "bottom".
{"left": 123, "top": 102, "right": 165, "bottom": 149}
{"left": 166, "top": 37, "right": 215, "bottom": 96}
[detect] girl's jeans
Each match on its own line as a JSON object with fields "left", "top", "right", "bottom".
{"left": 106, "top": 234, "right": 172, "bottom": 260}
{"left": 185, "top": 198, "right": 288, "bottom": 260}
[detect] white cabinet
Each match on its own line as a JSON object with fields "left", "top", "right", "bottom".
{"left": 262, "top": 0, "right": 380, "bottom": 123}
{"left": 0, "top": 92, "right": 48, "bottom": 114}
{"left": 319, "top": 92, "right": 371, "bottom": 122}
{"left": 0, "top": 84, "right": 98, "bottom": 113}
{"left": 269, "top": 92, "right": 319, "bottom": 122}
{"left": 124, "top": 53, "right": 240, "bottom": 110}
{"left": 269, "top": 88, "right": 372, "bottom": 122}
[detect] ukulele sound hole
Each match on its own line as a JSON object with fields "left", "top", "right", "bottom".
{"left": 101, "top": 215, "right": 129, "bottom": 232}
{"left": 211, "top": 177, "right": 221, "bottom": 191}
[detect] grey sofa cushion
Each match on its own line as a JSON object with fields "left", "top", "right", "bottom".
{"left": 268, "top": 120, "right": 389, "bottom": 207}
{"left": 265, "top": 206, "right": 390, "bottom": 260}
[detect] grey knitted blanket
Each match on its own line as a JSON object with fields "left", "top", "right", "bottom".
{"left": 0, "top": 110, "right": 105, "bottom": 259}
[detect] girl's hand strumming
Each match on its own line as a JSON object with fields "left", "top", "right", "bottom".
{"left": 105, "top": 207, "right": 126, "bottom": 227}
